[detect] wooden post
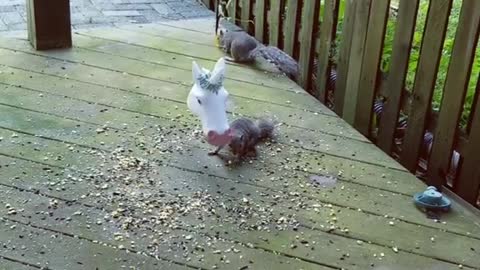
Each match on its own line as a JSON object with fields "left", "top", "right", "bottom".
{"left": 26, "top": 0, "right": 72, "bottom": 50}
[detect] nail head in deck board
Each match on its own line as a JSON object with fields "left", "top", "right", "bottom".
{"left": 283, "top": 0, "right": 299, "bottom": 57}
{"left": 334, "top": 0, "right": 357, "bottom": 116}
{"left": 298, "top": 0, "right": 321, "bottom": 89}
{"left": 427, "top": 0, "right": 480, "bottom": 188}
{"left": 314, "top": 0, "right": 339, "bottom": 102}
{"left": 268, "top": 0, "right": 283, "bottom": 47}
{"left": 377, "top": 0, "right": 420, "bottom": 154}
{"left": 342, "top": 0, "right": 371, "bottom": 124}
{"left": 400, "top": 0, "right": 453, "bottom": 173}
{"left": 456, "top": 75, "right": 480, "bottom": 204}
{"left": 26, "top": 0, "right": 72, "bottom": 50}
{"left": 354, "top": 0, "right": 390, "bottom": 136}
{"left": 254, "top": 0, "right": 266, "bottom": 42}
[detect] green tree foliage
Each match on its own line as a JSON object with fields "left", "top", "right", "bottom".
{"left": 331, "top": 0, "right": 479, "bottom": 127}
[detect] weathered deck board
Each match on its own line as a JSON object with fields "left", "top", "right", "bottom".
{"left": 0, "top": 105, "right": 476, "bottom": 268}
{"left": 1, "top": 92, "right": 480, "bottom": 247}
{"left": 0, "top": 71, "right": 420, "bottom": 195}
{"left": 1, "top": 150, "right": 479, "bottom": 268}
{"left": 75, "top": 26, "right": 302, "bottom": 93}
{"left": 0, "top": 216, "right": 190, "bottom": 270}
{"left": 0, "top": 83, "right": 395, "bottom": 177}
{"left": 1, "top": 131, "right": 478, "bottom": 269}
{"left": 83, "top": 23, "right": 301, "bottom": 92}
{"left": 0, "top": 44, "right": 328, "bottom": 117}
{"left": 2, "top": 187, "right": 321, "bottom": 270}
{"left": 0, "top": 42, "right": 345, "bottom": 129}
{"left": 0, "top": 51, "right": 476, "bottom": 234}
{"left": 1, "top": 18, "right": 480, "bottom": 269}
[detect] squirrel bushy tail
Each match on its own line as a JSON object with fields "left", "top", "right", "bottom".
{"left": 250, "top": 45, "right": 299, "bottom": 80}
{"left": 255, "top": 118, "right": 275, "bottom": 139}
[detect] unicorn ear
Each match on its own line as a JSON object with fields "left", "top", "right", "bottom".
{"left": 209, "top": 57, "right": 226, "bottom": 85}
{"left": 192, "top": 61, "right": 203, "bottom": 82}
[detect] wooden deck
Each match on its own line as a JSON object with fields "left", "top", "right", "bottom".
{"left": 0, "top": 18, "right": 479, "bottom": 270}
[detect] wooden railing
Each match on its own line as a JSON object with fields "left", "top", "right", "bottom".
{"left": 203, "top": 0, "right": 480, "bottom": 208}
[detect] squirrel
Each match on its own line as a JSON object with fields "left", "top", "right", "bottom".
{"left": 218, "top": 28, "right": 300, "bottom": 80}
{"left": 208, "top": 117, "right": 275, "bottom": 158}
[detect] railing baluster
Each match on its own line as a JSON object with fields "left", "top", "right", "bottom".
{"left": 255, "top": 0, "right": 267, "bottom": 42}
{"left": 283, "top": 0, "right": 300, "bottom": 57}
{"left": 342, "top": 0, "right": 371, "bottom": 124}
{"left": 334, "top": 0, "right": 357, "bottom": 116}
{"left": 354, "top": 0, "right": 391, "bottom": 136}
{"left": 428, "top": 0, "right": 480, "bottom": 188}
{"left": 377, "top": 0, "right": 420, "bottom": 154}
{"left": 314, "top": 0, "right": 339, "bottom": 102}
{"left": 268, "top": 0, "right": 283, "bottom": 47}
{"left": 400, "top": 0, "right": 453, "bottom": 172}
{"left": 298, "top": 0, "right": 321, "bottom": 89}
{"left": 456, "top": 75, "right": 480, "bottom": 204}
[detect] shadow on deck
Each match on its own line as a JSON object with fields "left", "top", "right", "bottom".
{"left": 0, "top": 18, "right": 479, "bottom": 270}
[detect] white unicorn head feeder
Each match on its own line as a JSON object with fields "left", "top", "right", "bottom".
{"left": 188, "top": 57, "right": 233, "bottom": 153}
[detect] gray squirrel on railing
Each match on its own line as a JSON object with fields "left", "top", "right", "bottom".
{"left": 217, "top": 28, "right": 300, "bottom": 81}
{"left": 214, "top": 0, "right": 299, "bottom": 80}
